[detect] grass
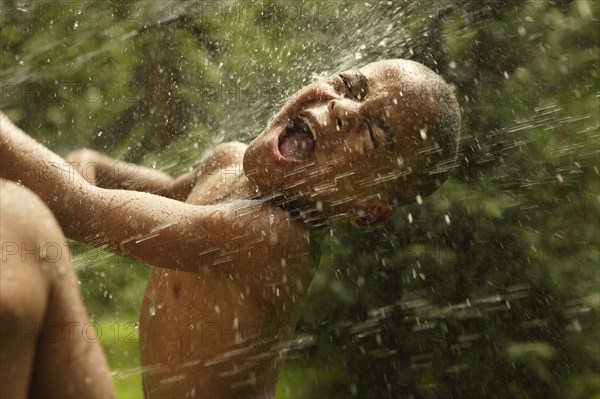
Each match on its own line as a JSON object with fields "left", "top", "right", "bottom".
{"left": 96, "top": 316, "right": 144, "bottom": 398}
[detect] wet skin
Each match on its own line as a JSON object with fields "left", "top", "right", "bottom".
{"left": 0, "top": 59, "right": 460, "bottom": 398}
{"left": 0, "top": 180, "right": 115, "bottom": 398}
{"left": 139, "top": 144, "right": 321, "bottom": 398}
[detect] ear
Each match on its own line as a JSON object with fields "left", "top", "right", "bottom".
{"left": 348, "top": 198, "right": 395, "bottom": 228}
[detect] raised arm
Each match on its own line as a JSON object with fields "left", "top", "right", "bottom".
{"left": 0, "top": 113, "right": 303, "bottom": 273}
{"left": 65, "top": 149, "right": 175, "bottom": 196}
{"left": 66, "top": 141, "right": 247, "bottom": 202}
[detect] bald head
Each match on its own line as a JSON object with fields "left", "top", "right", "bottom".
{"left": 356, "top": 59, "right": 461, "bottom": 205}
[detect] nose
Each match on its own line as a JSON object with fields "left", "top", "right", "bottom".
{"left": 328, "top": 99, "right": 361, "bottom": 130}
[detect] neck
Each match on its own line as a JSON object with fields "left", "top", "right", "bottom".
{"left": 232, "top": 173, "right": 330, "bottom": 230}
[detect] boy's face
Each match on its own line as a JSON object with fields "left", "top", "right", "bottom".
{"left": 244, "top": 59, "right": 440, "bottom": 224}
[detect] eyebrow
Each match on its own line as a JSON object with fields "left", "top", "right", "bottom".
{"left": 339, "top": 74, "right": 356, "bottom": 98}
{"left": 341, "top": 70, "right": 370, "bottom": 100}
{"left": 353, "top": 70, "right": 369, "bottom": 99}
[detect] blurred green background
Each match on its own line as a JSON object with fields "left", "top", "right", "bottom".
{"left": 1, "top": 0, "right": 598, "bottom": 398}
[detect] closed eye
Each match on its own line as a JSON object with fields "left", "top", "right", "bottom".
{"left": 339, "top": 74, "right": 358, "bottom": 100}
{"left": 339, "top": 70, "right": 369, "bottom": 100}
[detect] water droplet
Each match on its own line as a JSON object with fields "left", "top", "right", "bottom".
{"left": 416, "top": 195, "right": 422, "bottom": 205}
{"left": 149, "top": 306, "right": 156, "bottom": 316}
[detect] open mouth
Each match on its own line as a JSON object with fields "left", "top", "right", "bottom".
{"left": 273, "top": 118, "right": 316, "bottom": 163}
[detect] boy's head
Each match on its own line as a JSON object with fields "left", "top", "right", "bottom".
{"left": 244, "top": 59, "right": 460, "bottom": 227}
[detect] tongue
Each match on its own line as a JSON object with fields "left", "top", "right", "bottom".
{"left": 279, "top": 129, "right": 315, "bottom": 161}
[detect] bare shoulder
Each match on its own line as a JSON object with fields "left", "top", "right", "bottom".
{"left": 0, "top": 179, "right": 63, "bottom": 243}
{"left": 202, "top": 141, "right": 247, "bottom": 172}
{"left": 170, "top": 142, "right": 248, "bottom": 201}
{"left": 1, "top": 179, "right": 40, "bottom": 208}
{"left": 0, "top": 180, "right": 66, "bottom": 303}
{"left": 211, "top": 141, "right": 248, "bottom": 158}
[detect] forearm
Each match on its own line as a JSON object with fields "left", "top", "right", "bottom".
{"left": 0, "top": 113, "right": 90, "bottom": 232}
{"left": 0, "top": 114, "right": 184, "bottom": 263}
{"left": 66, "top": 149, "right": 174, "bottom": 196}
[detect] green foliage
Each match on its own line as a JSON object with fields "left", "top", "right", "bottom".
{"left": 1, "top": 0, "right": 598, "bottom": 398}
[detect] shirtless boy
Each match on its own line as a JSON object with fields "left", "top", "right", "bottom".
{"left": 0, "top": 59, "right": 460, "bottom": 398}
